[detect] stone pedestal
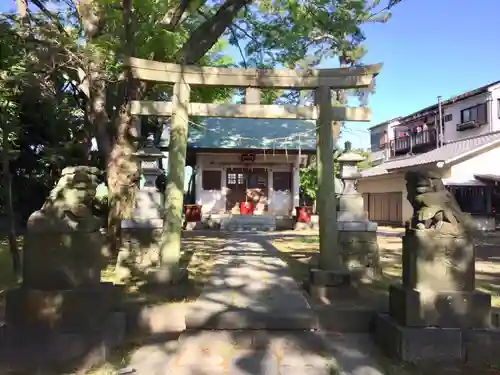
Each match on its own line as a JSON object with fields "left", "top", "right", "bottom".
{"left": 375, "top": 230, "right": 494, "bottom": 363}
{"left": 5, "top": 283, "right": 122, "bottom": 333}
{"left": 1, "top": 166, "right": 125, "bottom": 372}
{"left": 389, "top": 230, "right": 491, "bottom": 328}
{"left": 373, "top": 170, "right": 499, "bottom": 365}
{"left": 338, "top": 221, "right": 381, "bottom": 281}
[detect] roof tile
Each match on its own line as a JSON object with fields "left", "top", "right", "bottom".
{"left": 163, "top": 117, "right": 317, "bottom": 150}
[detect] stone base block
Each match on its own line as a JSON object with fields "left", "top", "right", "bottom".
{"left": 121, "top": 218, "right": 164, "bottom": 230}
{"left": 183, "top": 221, "right": 204, "bottom": 230}
{"left": 373, "top": 313, "right": 463, "bottom": 363}
{"left": 492, "top": 308, "right": 500, "bottom": 328}
{"left": 121, "top": 227, "right": 163, "bottom": 274}
{"left": 309, "top": 269, "right": 351, "bottom": 287}
{"left": 389, "top": 284, "right": 492, "bottom": 328}
{"left": 275, "top": 216, "right": 294, "bottom": 230}
{"left": 144, "top": 266, "right": 189, "bottom": 286}
{"left": 0, "top": 311, "right": 125, "bottom": 373}
{"left": 337, "top": 221, "right": 377, "bottom": 231}
{"left": 5, "top": 283, "right": 123, "bottom": 332}
{"left": 315, "top": 304, "right": 376, "bottom": 333}
{"left": 307, "top": 284, "right": 360, "bottom": 302}
{"left": 464, "top": 328, "right": 500, "bottom": 365}
{"left": 338, "top": 230, "right": 381, "bottom": 279}
{"left": 295, "top": 221, "right": 319, "bottom": 231}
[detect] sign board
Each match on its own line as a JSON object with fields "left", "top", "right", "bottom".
{"left": 241, "top": 153, "right": 256, "bottom": 163}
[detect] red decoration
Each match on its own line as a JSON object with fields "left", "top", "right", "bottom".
{"left": 184, "top": 204, "right": 202, "bottom": 222}
{"left": 239, "top": 201, "right": 254, "bottom": 215}
{"left": 295, "top": 206, "right": 313, "bottom": 223}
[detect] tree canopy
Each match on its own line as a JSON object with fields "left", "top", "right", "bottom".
{"left": 1, "top": 0, "right": 402, "bottom": 273}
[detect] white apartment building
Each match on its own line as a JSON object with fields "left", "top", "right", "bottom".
{"left": 361, "top": 80, "right": 500, "bottom": 230}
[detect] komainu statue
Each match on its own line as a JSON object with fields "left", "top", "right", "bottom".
{"left": 22, "top": 166, "right": 105, "bottom": 289}
{"left": 405, "top": 170, "right": 476, "bottom": 236}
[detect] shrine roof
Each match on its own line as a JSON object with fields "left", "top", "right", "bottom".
{"left": 160, "top": 117, "right": 316, "bottom": 151}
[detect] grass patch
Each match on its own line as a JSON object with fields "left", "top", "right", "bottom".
{"left": 270, "top": 233, "right": 500, "bottom": 308}
{"left": 0, "top": 232, "right": 226, "bottom": 375}
{"left": 85, "top": 232, "right": 227, "bottom": 375}
{"left": 115, "top": 232, "right": 226, "bottom": 304}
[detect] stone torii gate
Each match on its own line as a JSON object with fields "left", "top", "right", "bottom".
{"left": 124, "top": 57, "right": 381, "bottom": 282}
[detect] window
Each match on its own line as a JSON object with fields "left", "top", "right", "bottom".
{"left": 273, "top": 172, "right": 292, "bottom": 191}
{"left": 247, "top": 170, "right": 267, "bottom": 189}
{"left": 202, "top": 170, "right": 221, "bottom": 190}
{"left": 227, "top": 171, "right": 245, "bottom": 186}
{"left": 227, "top": 173, "right": 237, "bottom": 185}
{"left": 237, "top": 173, "right": 245, "bottom": 185}
{"left": 370, "top": 132, "right": 383, "bottom": 151}
{"left": 460, "top": 103, "right": 487, "bottom": 123}
{"left": 444, "top": 114, "right": 452, "bottom": 122}
{"left": 448, "top": 186, "right": 487, "bottom": 215}
{"left": 498, "top": 99, "right": 500, "bottom": 119}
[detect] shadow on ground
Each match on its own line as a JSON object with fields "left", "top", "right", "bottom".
{"left": 1, "top": 230, "right": 499, "bottom": 375}
{"left": 261, "top": 231, "right": 500, "bottom": 375}
{"left": 0, "top": 230, "right": 231, "bottom": 375}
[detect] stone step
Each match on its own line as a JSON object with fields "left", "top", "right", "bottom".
{"left": 185, "top": 307, "right": 318, "bottom": 330}
{"left": 225, "top": 226, "right": 276, "bottom": 232}
{"left": 227, "top": 218, "right": 276, "bottom": 225}
{"left": 222, "top": 215, "right": 277, "bottom": 232}
{"left": 170, "top": 330, "right": 335, "bottom": 375}
{"left": 178, "top": 330, "right": 327, "bottom": 351}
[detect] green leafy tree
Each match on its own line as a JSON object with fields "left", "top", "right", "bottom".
{"left": 9, "top": 0, "right": 401, "bottom": 278}
{"left": 299, "top": 147, "right": 372, "bottom": 205}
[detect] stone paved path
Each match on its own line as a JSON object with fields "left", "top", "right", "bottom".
{"left": 128, "top": 233, "right": 387, "bottom": 375}
{"left": 185, "top": 235, "right": 317, "bottom": 330}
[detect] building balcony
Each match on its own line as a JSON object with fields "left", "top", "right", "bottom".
{"left": 390, "top": 129, "right": 437, "bottom": 155}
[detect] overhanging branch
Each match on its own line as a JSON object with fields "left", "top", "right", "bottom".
{"left": 175, "top": 0, "right": 254, "bottom": 64}
{"left": 161, "top": 0, "right": 193, "bottom": 30}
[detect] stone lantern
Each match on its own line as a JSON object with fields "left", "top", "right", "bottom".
{"left": 337, "top": 141, "right": 370, "bottom": 223}
{"left": 118, "top": 134, "right": 165, "bottom": 281}
{"left": 123, "top": 133, "right": 165, "bottom": 229}
{"left": 336, "top": 141, "right": 380, "bottom": 279}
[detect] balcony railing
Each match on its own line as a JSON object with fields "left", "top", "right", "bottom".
{"left": 390, "top": 129, "right": 437, "bottom": 154}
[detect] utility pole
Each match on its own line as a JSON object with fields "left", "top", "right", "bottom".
{"left": 437, "top": 96, "right": 444, "bottom": 147}
{"left": 434, "top": 114, "right": 440, "bottom": 148}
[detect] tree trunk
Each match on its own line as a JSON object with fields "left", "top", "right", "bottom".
{"left": 88, "top": 63, "right": 112, "bottom": 161}
{"left": 105, "top": 0, "right": 139, "bottom": 255}
{"left": 74, "top": 0, "right": 124, "bottom": 254}
{"left": 1, "top": 123, "right": 21, "bottom": 278}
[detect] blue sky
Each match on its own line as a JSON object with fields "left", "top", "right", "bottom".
{"left": 340, "top": 0, "right": 500, "bottom": 147}
{"left": 3, "top": 0, "right": 499, "bottom": 149}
